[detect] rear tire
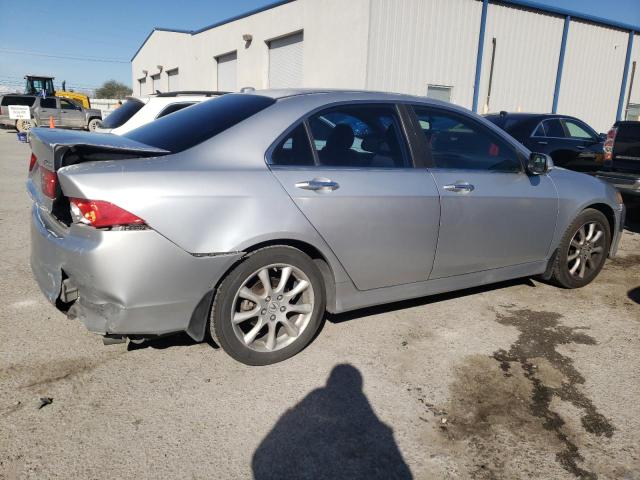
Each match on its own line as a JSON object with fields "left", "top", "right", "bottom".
{"left": 550, "top": 208, "right": 610, "bottom": 288}
{"left": 87, "top": 118, "right": 101, "bottom": 131}
{"left": 210, "top": 246, "right": 326, "bottom": 365}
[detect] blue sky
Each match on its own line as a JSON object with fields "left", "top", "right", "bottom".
{"left": 0, "top": 0, "right": 638, "bottom": 93}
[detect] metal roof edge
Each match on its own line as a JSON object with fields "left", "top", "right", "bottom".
{"left": 499, "top": 0, "right": 639, "bottom": 33}
{"left": 191, "top": 0, "right": 296, "bottom": 34}
{"left": 130, "top": 27, "right": 193, "bottom": 62}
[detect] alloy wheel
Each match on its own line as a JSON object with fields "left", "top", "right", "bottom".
{"left": 230, "top": 264, "right": 315, "bottom": 353}
{"left": 567, "top": 221, "right": 605, "bottom": 279}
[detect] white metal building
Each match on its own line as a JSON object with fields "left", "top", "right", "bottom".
{"left": 131, "top": 0, "right": 640, "bottom": 132}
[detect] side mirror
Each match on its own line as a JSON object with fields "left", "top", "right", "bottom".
{"left": 527, "top": 152, "right": 553, "bottom": 175}
{"left": 598, "top": 132, "right": 607, "bottom": 142}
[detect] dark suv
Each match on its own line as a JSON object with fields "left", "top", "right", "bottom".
{"left": 485, "top": 112, "right": 606, "bottom": 173}
{"left": 596, "top": 121, "right": 640, "bottom": 209}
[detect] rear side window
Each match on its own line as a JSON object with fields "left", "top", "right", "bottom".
{"left": 125, "top": 94, "right": 275, "bottom": 153}
{"left": 271, "top": 123, "right": 315, "bottom": 166}
{"left": 156, "top": 102, "right": 196, "bottom": 119}
{"left": 1, "top": 96, "right": 36, "bottom": 107}
{"left": 101, "top": 99, "right": 144, "bottom": 129}
{"left": 306, "top": 104, "right": 410, "bottom": 168}
{"left": 41, "top": 98, "right": 57, "bottom": 109}
{"left": 542, "top": 119, "right": 565, "bottom": 138}
{"left": 532, "top": 123, "right": 546, "bottom": 137}
{"left": 563, "top": 119, "right": 595, "bottom": 140}
{"left": 413, "top": 106, "right": 520, "bottom": 172}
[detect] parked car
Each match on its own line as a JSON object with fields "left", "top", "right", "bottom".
{"left": 95, "top": 91, "right": 226, "bottom": 135}
{"left": 484, "top": 112, "right": 606, "bottom": 173}
{"left": 0, "top": 94, "right": 102, "bottom": 132}
{"left": 596, "top": 121, "right": 640, "bottom": 210}
{"left": 27, "top": 90, "right": 625, "bottom": 365}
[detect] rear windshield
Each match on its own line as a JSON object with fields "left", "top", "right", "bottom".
{"left": 100, "top": 99, "right": 144, "bottom": 129}
{"left": 1, "top": 96, "right": 36, "bottom": 107}
{"left": 124, "top": 94, "right": 276, "bottom": 153}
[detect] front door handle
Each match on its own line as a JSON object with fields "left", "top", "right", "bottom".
{"left": 295, "top": 177, "right": 340, "bottom": 192}
{"left": 443, "top": 182, "right": 475, "bottom": 193}
{"left": 576, "top": 145, "right": 585, "bottom": 150}
{"left": 537, "top": 141, "right": 548, "bottom": 145}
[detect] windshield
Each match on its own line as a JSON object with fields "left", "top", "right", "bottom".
{"left": 124, "top": 94, "right": 275, "bottom": 153}
{"left": 100, "top": 99, "right": 144, "bottom": 129}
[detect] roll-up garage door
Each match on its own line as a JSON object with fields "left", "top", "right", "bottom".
{"left": 268, "top": 31, "right": 303, "bottom": 88}
{"left": 167, "top": 69, "right": 179, "bottom": 91}
{"left": 217, "top": 51, "right": 237, "bottom": 92}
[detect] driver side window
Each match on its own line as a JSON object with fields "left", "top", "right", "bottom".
{"left": 60, "top": 99, "right": 78, "bottom": 110}
{"left": 412, "top": 106, "right": 520, "bottom": 172}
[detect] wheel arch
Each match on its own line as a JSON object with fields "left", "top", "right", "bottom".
{"left": 584, "top": 202, "right": 615, "bottom": 239}
{"left": 185, "top": 238, "right": 339, "bottom": 343}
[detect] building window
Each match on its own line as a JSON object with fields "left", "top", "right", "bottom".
{"left": 627, "top": 104, "right": 640, "bottom": 121}
{"left": 138, "top": 77, "right": 146, "bottom": 96}
{"left": 268, "top": 31, "right": 303, "bottom": 89}
{"left": 151, "top": 74, "right": 161, "bottom": 93}
{"left": 215, "top": 52, "right": 237, "bottom": 92}
{"left": 167, "top": 68, "right": 179, "bottom": 91}
{"left": 426, "top": 85, "right": 452, "bottom": 103}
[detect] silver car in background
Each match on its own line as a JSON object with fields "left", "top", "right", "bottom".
{"left": 27, "top": 90, "right": 625, "bottom": 365}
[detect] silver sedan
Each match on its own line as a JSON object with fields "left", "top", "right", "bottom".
{"left": 27, "top": 90, "right": 625, "bottom": 365}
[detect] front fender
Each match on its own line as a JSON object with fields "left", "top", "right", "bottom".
{"left": 547, "top": 168, "right": 622, "bottom": 254}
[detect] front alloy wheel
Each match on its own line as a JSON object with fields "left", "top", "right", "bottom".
{"left": 566, "top": 221, "right": 605, "bottom": 279}
{"left": 550, "top": 208, "right": 610, "bottom": 288}
{"left": 210, "top": 246, "right": 325, "bottom": 365}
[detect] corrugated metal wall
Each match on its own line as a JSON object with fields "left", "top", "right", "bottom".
{"left": 558, "top": 20, "right": 629, "bottom": 132}
{"left": 366, "top": 0, "right": 481, "bottom": 108}
{"left": 478, "top": 3, "right": 564, "bottom": 115}
{"left": 623, "top": 32, "right": 640, "bottom": 117}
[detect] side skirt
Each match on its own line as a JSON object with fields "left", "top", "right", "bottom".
{"left": 332, "top": 260, "right": 547, "bottom": 314}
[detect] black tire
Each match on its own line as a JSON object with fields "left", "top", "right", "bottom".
{"left": 550, "top": 208, "right": 611, "bottom": 288}
{"left": 210, "top": 246, "right": 326, "bottom": 365}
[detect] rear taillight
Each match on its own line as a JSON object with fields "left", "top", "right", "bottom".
{"left": 41, "top": 168, "right": 57, "bottom": 199}
{"left": 603, "top": 127, "right": 617, "bottom": 164}
{"left": 29, "top": 153, "right": 37, "bottom": 172}
{"left": 69, "top": 198, "right": 146, "bottom": 229}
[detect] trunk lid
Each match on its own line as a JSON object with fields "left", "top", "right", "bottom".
{"left": 27, "top": 127, "right": 169, "bottom": 217}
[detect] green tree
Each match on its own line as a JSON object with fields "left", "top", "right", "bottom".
{"left": 95, "top": 79, "right": 132, "bottom": 99}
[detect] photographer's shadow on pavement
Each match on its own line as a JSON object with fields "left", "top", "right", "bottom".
{"left": 252, "top": 364, "right": 413, "bottom": 480}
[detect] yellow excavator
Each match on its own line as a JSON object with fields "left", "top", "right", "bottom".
{"left": 24, "top": 75, "right": 91, "bottom": 108}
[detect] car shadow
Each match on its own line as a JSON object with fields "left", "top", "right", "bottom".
{"left": 127, "top": 332, "right": 219, "bottom": 351}
{"left": 328, "top": 277, "right": 536, "bottom": 324}
{"left": 628, "top": 287, "right": 640, "bottom": 305}
{"left": 252, "top": 364, "right": 413, "bottom": 480}
{"left": 127, "top": 278, "right": 536, "bottom": 350}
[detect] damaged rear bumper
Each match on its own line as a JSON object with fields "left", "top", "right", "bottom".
{"left": 30, "top": 205, "right": 242, "bottom": 339}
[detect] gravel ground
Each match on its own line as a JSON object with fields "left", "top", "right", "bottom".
{"left": 1, "top": 128, "right": 639, "bottom": 480}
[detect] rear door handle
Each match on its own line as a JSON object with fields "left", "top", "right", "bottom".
{"left": 537, "top": 141, "right": 548, "bottom": 145}
{"left": 295, "top": 177, "right": 340, "bottom": 192}
{"left": 443, "top": 182, "right": 475, "bottom": 193}
{"left": 576, "top": 145, "right": 585, "bottom": 150}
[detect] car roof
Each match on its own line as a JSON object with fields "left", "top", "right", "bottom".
{"left": 248, "top": 88, "right": 449, "bottom": 104}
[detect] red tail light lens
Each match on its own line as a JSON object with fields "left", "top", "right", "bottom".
{"left": 69, "top": 198, "right": 146, "bottom": 228}
{"left": 603, "top": 127, "right": 617, "bottom": 163}
{"left": 41, "top": 168, "right": 57, "bottom": 199}
{"left": 29, "top": 153, "right": 37, "bottom": 172}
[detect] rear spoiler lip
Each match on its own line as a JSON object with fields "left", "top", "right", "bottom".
{"left": 29, "top": 127, "right": 169, "bottom": 171}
